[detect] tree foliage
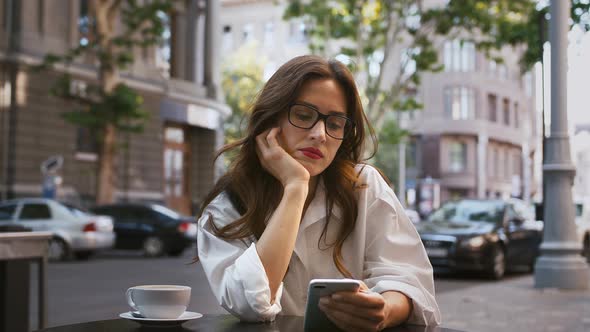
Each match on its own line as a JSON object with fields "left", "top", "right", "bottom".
{"left": 34, "top": 0, "right": 173, "bottom": 203}
{"left": 284, "top": 0, "right": 590, "bottom": 131}
{"left": 221, "top": 43, "right": 267, "bottom": 164}
{"left": 423, "top": 0, "right": 590, "bottom": 72}
{"left": 285, "top": 0, "right": 441, "bottom": 132}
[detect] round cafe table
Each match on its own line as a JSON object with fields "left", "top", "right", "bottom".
{"left": 36, "top": 314, "right": 466, "bottom": 332}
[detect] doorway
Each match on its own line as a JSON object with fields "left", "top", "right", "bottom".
{"left": 163, "top": 125, "right": 191, "bottom": 215}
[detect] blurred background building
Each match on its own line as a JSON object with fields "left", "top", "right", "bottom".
{"left": 219, "top": 0, "right": 540, "bottom": 213}
{"left": 572, "top": 124, "right": 590, "bottom": 202}
{"left": 0, "top": 0, "right": 230, "bottom": 214}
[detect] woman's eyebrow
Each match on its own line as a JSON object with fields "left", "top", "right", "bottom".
{"left": 297, "top": 101, "right": 346, "bottom": 115}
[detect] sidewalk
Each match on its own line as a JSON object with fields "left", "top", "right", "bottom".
{"left": 436, "top": 274, "right": 590, "bottom": 332}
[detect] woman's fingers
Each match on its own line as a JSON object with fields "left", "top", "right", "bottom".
{"left": 256, "top": 130, "right": 270, "bottom": 152}
{"left": 265, "top": 127, "right": 281, "bottom": 148}
{"left": 320, "top": 302, "right": 382, "bottom": 332}
{"left": 332, "top": 290, "right": 385, "bottom": 309}
{"left": 254, "top": 126, "right": 309, "bottom": 187}
{"left": 319, "top": 296, "right": 384, "bottom": 322}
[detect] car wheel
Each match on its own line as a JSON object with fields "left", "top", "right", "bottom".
{"left": 143, "top": 236, "right": 165, "bottom": 257}
{"left": 583, "top": 235, "right": 590, "bottom": 263}
{"left": 74, "top": 251, "right": 94, "bottom": 260}
{"left": 167, "top": 248, "right": 185, "bottom": 257}
{"left": 48, "top": 237, "right": 69, "bottom": 261}
{"left": 489, "top": 246, "right": 506, "bottom": 280}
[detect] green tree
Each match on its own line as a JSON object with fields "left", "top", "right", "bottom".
{"left": 422, "top": 0, "right": 590, "bottom": 72}
{"left": 36, "top": 0, "right": 172, "bottom": 204}
{"left": 285, "top": 0, "right": 590, "bottom": 131}
{"left": 372, "top": 117, "right": 409, "bottom": 186}
{"left": 221, "top": 43, "right": 267, "bottom": 165}
{"left": 285, "top": 0, "right": 440, "bottom": 132}
{"left": 284, "top": 0, "right": 589, "bottom": 194}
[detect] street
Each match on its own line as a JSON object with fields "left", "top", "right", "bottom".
{"left": 29, "top": 247, "right": 534, "bottom": 330}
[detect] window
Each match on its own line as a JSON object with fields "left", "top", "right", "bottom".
{"left": 0, "top": 204, "right": 17, "bottom": 220}
{"left": 155, "top": 10, "right": 171, "bottom": 78}
{"left": 76, "top": 127, "right": 98, "bottom": 154}
{"left": 443, "top": 40, "right": 476, "bottom": 72}
{"left": 78, "top": 0, "right": 92, "bottom": 46}
{"left": 488, "top": 94, "right": 497, "bottom": 122}
{"left": 498, "top": 64, "right": 508, "bottom": 80}
{"left": 242, "top": 23, "right": 254, "bottom": 43}
{"left": 37, "top": 0, "right": 44, "bottom": 34}
{"left": 503, "top": 98, "right": 510, "bottom": 125}
{"left": 488, "top": 60, "right": 497, "bottom": 75}
{"left": 449, "top": 142, "right": 467, "bottom": 172}
{"left": 289, "top": 20, "right": 308, "bottom": 43}
{"left": 164, "top": 127, "right": 184, "bottom": 144}
{"left": 263, "top": 21, "right": 274, "bottom": 46}
{"left": 513, "top": 153, "right": 521, "bottom": 176}
{"left": 496, "top": 149, "right": 506, "bottom": 178}
{"left": 494, "top": 148, "right": 500, "bottom": 178}
{"left": 444, "top": 87, "right": 476, "bottom": 120}
{"left": 19, "top": 204, "right": 51, "bottom": 220}
{"left": 505, "top": 151, "right": 510, "bottom": 177}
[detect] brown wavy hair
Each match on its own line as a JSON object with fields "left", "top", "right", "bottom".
{"left": 198, "top": 55, "right": 377, "bottom": 277}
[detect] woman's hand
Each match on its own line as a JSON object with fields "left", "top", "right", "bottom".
{"left": 318, "top": 283, "right": 412, "bottom": 332}
{"left": 256, "top": 127, "right": 310, "bottom": 188}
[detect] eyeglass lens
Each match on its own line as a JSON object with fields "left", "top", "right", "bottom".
{"left": 289, "top": 104, "right": 350, "bottom": 139}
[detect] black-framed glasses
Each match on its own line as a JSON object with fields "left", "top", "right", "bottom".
{"left": 287, "top": 103, "right": 354, "bottom": 140}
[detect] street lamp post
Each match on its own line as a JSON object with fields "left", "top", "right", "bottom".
{"left": 534, "top": 0, "right": 589, "bottom": 289}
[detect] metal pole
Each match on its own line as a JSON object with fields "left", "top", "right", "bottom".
{"left": 538, "top": 12, "right": 547, "bottom": 206}
{"left": 398, "top": 141, "right": 406, "bottom": 207}
{"left": 534, "top": 0, "right": 589, "bottom": 289}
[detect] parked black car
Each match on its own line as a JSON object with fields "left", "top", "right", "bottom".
{"left": 90, "top": 203, "right": 197, "bottom": 257}
{"left": 416, "top": 198, "right": 543, "bottom": 279}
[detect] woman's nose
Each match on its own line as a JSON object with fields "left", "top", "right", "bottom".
{"left": 309, "top": 119, "right": 327, "bottom": 141}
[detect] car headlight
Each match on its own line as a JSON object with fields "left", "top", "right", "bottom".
{"left": 461, "top": 236, "right": 485, "bottom": 249}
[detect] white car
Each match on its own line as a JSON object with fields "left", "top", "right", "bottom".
{"left": 0, "top": 198, "right": 115, "bottom": 261}
{"left": 405, "top": 209, "right": 422, "bottom": 224}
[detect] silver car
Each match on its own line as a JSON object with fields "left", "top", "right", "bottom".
{"left": 0, "top": 198, "right": 115, "bottom": 261}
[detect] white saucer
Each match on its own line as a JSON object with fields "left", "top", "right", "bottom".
{"left": 119, "top": 311, "right": 203, "bottom": 327}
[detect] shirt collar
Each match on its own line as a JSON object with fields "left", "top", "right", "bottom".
{"left": 299, "top": 180, "right": 342, "bottom": 231}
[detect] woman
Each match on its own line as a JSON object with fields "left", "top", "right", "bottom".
{"left": 197, "top": 55, "right": 441, "bottom": 330}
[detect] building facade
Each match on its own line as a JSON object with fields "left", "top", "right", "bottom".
{"left": 406, "top": 40, "right": 538, "bottom": 207}
{"left": 0, "top": 0, "right": 230, "bottom": 214}
{"left": 573, "top": 124, "right": 590, "bottom": 201}
{"left": 219, "top": 0, "right": 540, "bottom": 211}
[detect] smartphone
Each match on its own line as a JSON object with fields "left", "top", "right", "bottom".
{"left": 303, "top": 278, "right": 362, "bottom": 331}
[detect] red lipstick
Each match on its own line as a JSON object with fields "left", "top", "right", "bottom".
{"left": 299, "top": 147, "right": 324, "bottom": 159}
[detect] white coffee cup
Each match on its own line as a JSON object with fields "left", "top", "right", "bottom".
{"left": 125, "top": 285, "right": 191, "bottom": 319}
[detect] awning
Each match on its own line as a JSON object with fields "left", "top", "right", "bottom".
{"left": 160, "top": 97, "right": 230, "bottom": 130}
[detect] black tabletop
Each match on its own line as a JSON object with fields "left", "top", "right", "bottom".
{"left": 36, "top": 315, "right": 465, "bottom": 332}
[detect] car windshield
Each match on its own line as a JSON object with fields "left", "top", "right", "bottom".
{"left": 427, "top": 200, "right": 505, "bottom": 224}
{"left": 62, "top": 203, "right": 90, "bottom": 217}
{"left": 575, "top": 203, "right": 583, "bottom": 217}
{"left": 151, "top": 204, "right": 182, "bottom": 219}
{"left": 0, "top": 204, "right": 17, "bottom": 220}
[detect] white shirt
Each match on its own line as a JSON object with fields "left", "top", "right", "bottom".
{"left": 197, "top": 164, "right": 441, "bottom": 325}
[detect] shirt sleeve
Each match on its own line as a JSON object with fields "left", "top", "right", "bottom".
{"left": 360, "top": 168, "right": 442, "bottom": 326}
{"left": 197, "top": 194, "right": 283, "bottom": 322}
